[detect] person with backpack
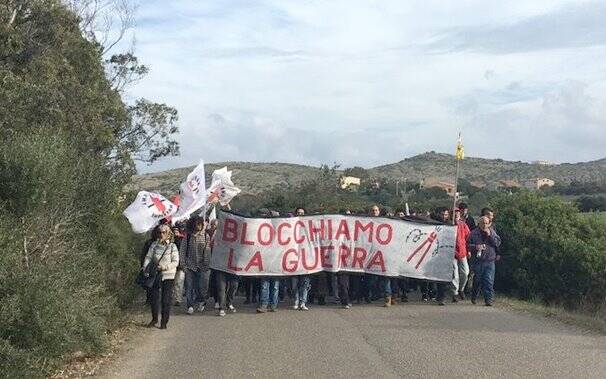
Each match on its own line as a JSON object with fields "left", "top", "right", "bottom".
{"left": 142, "top": 223, "right": 179, "bottom": 329}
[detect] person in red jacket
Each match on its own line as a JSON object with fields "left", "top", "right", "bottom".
{"left": 453, "top": 208, "right": 471, "bottom": 300}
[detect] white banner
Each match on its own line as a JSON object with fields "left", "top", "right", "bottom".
{"left": 123, "top": 191, "right": 177, "bottom": 233}
{"left": 210, "top": 212, "right": 456, "bottom": 281}
{"left": 172, "top": 160, "right": 207, "bottom": 223}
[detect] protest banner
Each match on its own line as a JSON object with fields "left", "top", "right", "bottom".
{"left": 210, "top": 211, "right": 456, "bottom": 282}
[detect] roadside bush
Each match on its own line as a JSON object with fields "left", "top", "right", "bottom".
{"left": 0, "top": 130, "right": 140, "bottom": 378}
{"left": 492, "top": 192, "right": 606, "bottom": 313}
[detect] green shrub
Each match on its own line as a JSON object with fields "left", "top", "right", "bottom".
{"left": 492, "top": 192, "right": 606, "bottom": 313}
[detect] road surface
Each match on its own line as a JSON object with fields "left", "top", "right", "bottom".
{"left": 99, "top": 296, "right": 606, "bottom": 378}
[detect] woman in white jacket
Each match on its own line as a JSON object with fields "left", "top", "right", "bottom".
{"left": 142, "top": 223, "right": 179, "bottom": 329}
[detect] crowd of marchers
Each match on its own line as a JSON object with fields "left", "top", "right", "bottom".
{"left": 139, "top": 203, "right": 501, "bottom": 329}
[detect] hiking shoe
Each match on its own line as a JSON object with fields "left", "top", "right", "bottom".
{"left": 228, "top": 304, "right": 236, "bottom": 313}
{"left": 146, "top": 320, "right": 158, "bottom": 328}
{"left": 299, "top": 303, "right": 309, "bottom": 311}
{"left": 293, "top": 300, "right": 299, "bottom": 310}
{"left": 256, "top": 306, "right": 267, "bottom": 313}
{"left": 187, "top": 307, "right": 194, "bottom": 315}
{"left": 218, "top": 309, "right": 226, "bottom": 317}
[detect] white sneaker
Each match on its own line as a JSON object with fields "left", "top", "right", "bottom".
{"left": 198, "top": 302, "right": 206, "bottom": 312}
{"left": 292, "top": 300, "right": 299, "bottom": 310}
{"left": 299, "top": 303, "right": 309, "bottom": 311}
{"left": 344, "top": 304, "right": 351, "bottom": 309}
{"left": 218, "top": 309, "right": 226, "bottom": 317}
{"left": 187, "top": 306, "right": 194, "bottom": 315}
{"left": 214, "top": 302, "right": 220, "bottom": 310}
{"left": 228, "top": 304, "right": 236, "bottom": 313}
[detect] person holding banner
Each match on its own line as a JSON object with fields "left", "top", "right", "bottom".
{"left": 453, "top": 209, "right": 471, "bottom": 301}
{"left": 179, "top": 216, "right": 212, "bottom": 315}
{"left": 291, "top": 207, "right": 311, "bottom": 311}
{"left": 142, "top": 224, "right": 179, "bottom": 329}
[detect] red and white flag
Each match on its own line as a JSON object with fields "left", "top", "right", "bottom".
{"left": 207, "top": 167, "right": 241, "bottom": 206}
{"left": 123, "top": 191, "right": 177, "bottom": 233}
{"left": 172, "top": 160, "right": 207, "bottom": 223}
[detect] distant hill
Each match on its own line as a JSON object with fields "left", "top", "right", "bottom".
{"left": 370, "top": 152, "right": 606, "bottom": 184}
{"left": 128, "top": 152, "right": 606, "bottom": 195}
{"left": 128, "top": 162, "right": 323, "bottom": 195}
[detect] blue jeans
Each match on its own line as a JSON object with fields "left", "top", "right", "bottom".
{"left": 260, "top": 278, "right": 280, "bottom": 308}
{"left": 382, "top": 277, "right": 398, "bottom": 297}
{"left": 472, "top": 261, "right": 495, "bottom": 304}
{"left": 291, "top": 276, "right": 310, "bottom": 304}
{"left": 185, "top": 268, "right": 210, "bottom": 308}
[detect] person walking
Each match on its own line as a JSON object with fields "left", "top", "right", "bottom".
{"left": 468, "top": 216, "right": 502, "bottom": 306}
{"left": 179, "top": 217, "right": 211, "bottom": 315}
{"left": 291, "top": 207, "right": 311, "bottom": 311}
{"left": 142, "top": 224, "right": 179, "bottom": 329}
{"left": 453, "top": 208, "right": 471, "bottom": 300}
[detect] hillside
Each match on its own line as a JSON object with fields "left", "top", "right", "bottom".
{"left": 129, "top": 152, "right": 606, "bottom": 195}
{"left": 371, "top": 152, "right": 606, "bottom": 183}
{"left": 128, "top": 162, "right": 323, "bottom": 195}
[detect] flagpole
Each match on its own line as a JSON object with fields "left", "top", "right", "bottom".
{"left": 452, "top": 132, "right": 463, "bottom": 225}
{"left": 452, "top": 158, "right": 460, "bottom": 225}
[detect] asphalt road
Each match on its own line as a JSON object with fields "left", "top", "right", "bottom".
{"left": 100, "top": 296, "right": 606, "bottom": 379}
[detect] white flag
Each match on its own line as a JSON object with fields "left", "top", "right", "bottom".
{"left": 172, "top": 160, "right": 207, "bottom": 223}
{"left": 207, "top": 167, "right": 241, "bottom": 206}
{"left": 123, "top": 191, "right": 177, "bottom": 233}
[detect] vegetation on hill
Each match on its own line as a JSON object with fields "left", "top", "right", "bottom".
{"left": 132, "top": 152, "right": 606, "bottom": 198}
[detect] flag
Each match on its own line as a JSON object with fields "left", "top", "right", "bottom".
{"left": 208, "top": 205, "right": 217, "bottom": 223}
{"left": 207, "top": 167, "right": 241, "bottom": 206}
{"left": 123, "top": 191, "right": 177, "bottom": 233}
{"left": 172, "top": 160, "right": 207, "bottom": 223}
{"left": 455, "top": 133, "right": 464, "bottom": 160}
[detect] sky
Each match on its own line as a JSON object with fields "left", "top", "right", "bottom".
{"left": 122, "top": 0, "right": 606, "bottom": 173}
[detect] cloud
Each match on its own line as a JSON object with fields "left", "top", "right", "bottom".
{"left": 459, "top": 81, "right": 606, "bottom": 163}
{"left": 128, "top": 0, "right": 606, "bottom": 173}
{"left": 428, "top": 1, "right": 606, "bottom": 54}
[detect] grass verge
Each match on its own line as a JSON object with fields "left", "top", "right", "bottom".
{"left": 51, "top": 304, "right": 148, "bottom": 378}
{"left": 497, "top": 297, "right": 606, "bottom": 335}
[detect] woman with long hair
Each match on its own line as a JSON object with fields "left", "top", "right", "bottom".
{"left": 142, "top": 223, "right": 179, "bottom": 329}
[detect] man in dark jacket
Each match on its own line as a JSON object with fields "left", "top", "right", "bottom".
{"left": 468, "top": 216, "right": 502, "bottom": 306}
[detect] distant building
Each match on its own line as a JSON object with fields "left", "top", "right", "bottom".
{"left": 524, "top": 178, "right": 555, "bottom": 190}
{"left": 490, "top": 180, "right": 522, "bottom": 190}
{"left": 532, "top": 160, "right": 554, "bottom": 166}
{"left": 469, "top": 181, "right": 486, "bottom": 189}
{"left": 340, "top": 176, "right": 361, "bottom": 191}
{"left": 420, "top": 177, "right": 456, "bottom": 196}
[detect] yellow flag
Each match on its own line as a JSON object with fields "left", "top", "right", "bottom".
{"left": 455, "top": 134, "right": 464, "bottom": 160}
